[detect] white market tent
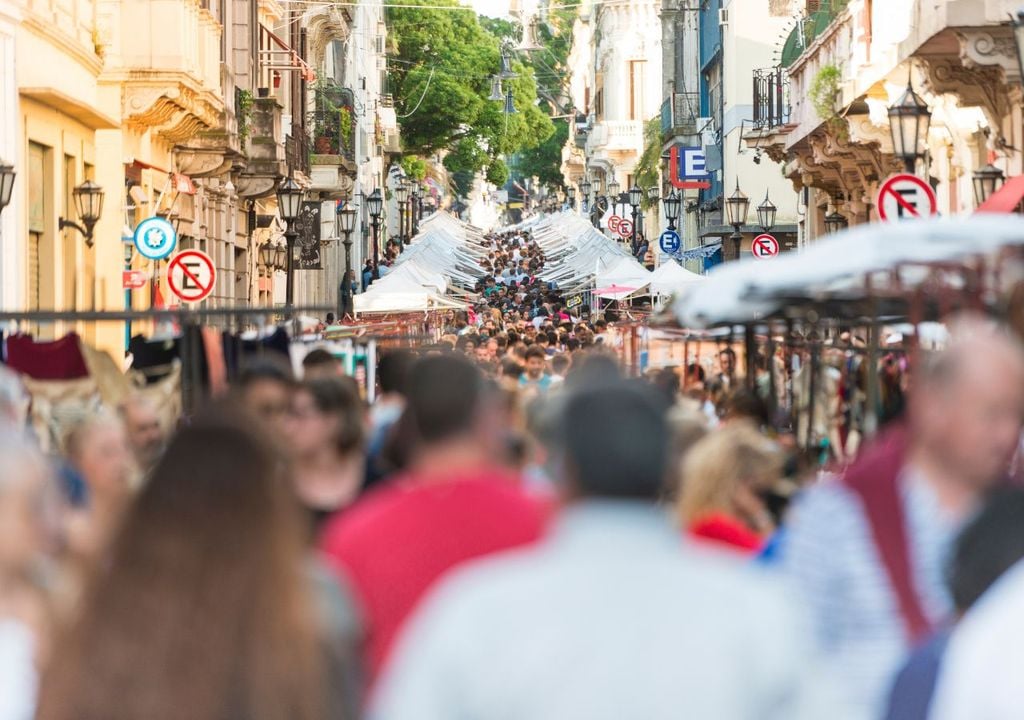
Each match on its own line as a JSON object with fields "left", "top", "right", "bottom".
{"left": 671, "top": 214, "right": 1024, "bottom": 328}
{"left": 648, "top": 261, "right": 706, "bottom": 296}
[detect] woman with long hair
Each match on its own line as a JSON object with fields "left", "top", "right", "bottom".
{"left": 36, "top": 407, "right": 341, "bottom": 720}
{"left": 677, "top": 421, "right": 783, "bottom": 554}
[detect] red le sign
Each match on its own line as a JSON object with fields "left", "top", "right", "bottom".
{"left": 122, "top": 270, "right": 148, "bottom": 290}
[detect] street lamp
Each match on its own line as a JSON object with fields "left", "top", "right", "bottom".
{"left": 338, "top": 205, "right": 357, "bottom": 318}
{"left": 259, "top": 240, "right": 275, "bottom": 270}
{"left": 628, "top": 184, "right": 643, "bottom": 253}
{"left": 725, "top": 181, "right": 750, "bottom": 261}
{"left": 276, "top": 177, "right": 304, "bottom": 306}
{"left": 0, "top": 161, "right": 14, "bottom": 218}
{"left": 411, "top": 184, "right": 422, "bottom": 237}
{"left": 888, "top": 78, "right": 931, "bottom": 174}
{"left": 972, "top": 163, "right": 1005, "bottom": 206}
{"left": 567, "top": 186, "right": 576, "bottom": 210}
{"left": 395, "top": 181, "right": 410, "bottom": 244}
{"left": 580, "top": 179, "right": 592, "bottom": 212}
{"left": 273, "top": 242, "right": 287, "bottom": 272}
{"left": 59, "top": 180, "right": 105, "bottom": 247}
{"left": 824, "top": 210, "right": 849, "bottom": 234}
{"left": 367, "top": 188, "right": 383, "bottom": 280}
{"left": 663, "top": 189, "right": 681, "bottom": 231}
{"left": 607, "top": 177, "right": 620, "bottom": 198}
{"left": 757, "top": 191, "right": 778, "bottom": 233}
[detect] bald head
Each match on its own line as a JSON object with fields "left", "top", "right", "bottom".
{"left": 118, "top": 394, "right": 166, "bottom": 471}
{"left": 912, "top": 316, "right": 1024, "bottom": 490}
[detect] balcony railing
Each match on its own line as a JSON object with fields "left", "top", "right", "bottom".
{"left": 286, "top": 124, "right": 310, "bottom": 175}
{"left": 780, "top": 0, "right": 850, "bottom": 68}
{"left": 752, "top": 67, "right": 790, "bottom": 130}
{"left": 309, "top": 83, "right": 356, "bottom": 163}
{"left": 661, "top": 92, "right": 701, "bottom": 139}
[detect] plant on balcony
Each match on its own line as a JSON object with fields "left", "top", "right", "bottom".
{"left": 237, "top": 89, "right": 254, "bottom": 148}
{"left": 810, "top": 64, "right": 847, "bottom": 138}
{"left": 339, "top": 106, "right": 353, "bottom": 147}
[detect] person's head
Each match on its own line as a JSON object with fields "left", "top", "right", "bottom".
{"left": 677, "top": 421, "right": 782, "bottom": 528}
{"left": 324, "top": 312, "right": 335, "bottom": 325}
{"left": 719, "top": 348, "right": 737, "bottom": 376}
{"left": 117, "top": 394, "right": 166, "bottom": 472}
{"left": 719, "top": 388, "right": 769, "bottom": 426}
{"left": 551, "top": 353, "right": 571, "bottom": 378}
{"left": 948, "top": 487, "right": 1024, "bottom": 613}
{"left": 301, "top": 348, "right": 342, "bottom": 380}
{"left": 910, "top": 316, "right": 1024, "bottom": 491}
{"left": 285, "top": 377, "right": 364, "bottom": 462}
{"left": 0, "top": 432, "right": 50, "bottom": 577}
{"left": 37, "top": 406, "right": 323, "bottom": 720}
{"left": 560, "top": 379, "right": 669, "bottom": 500}
{"left": 235, "top": 355, "right": 296, "bottom": 435}
{"left": 523, "top": 346, "right": 547, "bottom": 379}
{"left": 405, "top": 355, "right": 500, "bottom": 453}
{"left": 63, "top": 412, "right": 132, "bottom": 500}
{"left": 650, "top": 367, "right": 681, "bottom": 405}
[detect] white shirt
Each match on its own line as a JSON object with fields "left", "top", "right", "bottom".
{"left": 782, "top": 471, "right": 958, "bottom": 720}
{"left": 0, "top": 620, "right": 37, "bottom": 720}
{"left": 930, "top": 559, "right": 1024, "bottom": 720}
{"left": 372, "top": 502, "right": 835, "bottom": 720}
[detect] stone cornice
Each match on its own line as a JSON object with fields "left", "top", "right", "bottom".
{"left": 21, "top": 14, "right": 102, "bottom": 76}
{"left": 121, "top": 71, "right": 225, "bottom": 144}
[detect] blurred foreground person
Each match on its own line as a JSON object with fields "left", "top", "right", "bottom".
{"left": 886, "top": 488, "right": 1024, "bottom": 720}
{"left": 677, "top": 421, "right": 781, "bottom": 553}
{"left": 37, "top": 407, "right": 347, "bottom": 720}
{"left": 235, "top": 356, "right": 295, "bottom": 436}
{"left": 372, "top": 380, "right": 825, "bottom": 720}
{"left": 62, "top": 413, "right": 134, "bottom": 564}
{"left": 0, "top": 366, "right": 28, "bottom": 430}
{"left": 782, "top": 318, "right": 1024, "bottom": 720}
{"left": 320, "top": 355, "right": 547, "bottom": 685}
{"left": 116, "top": 394, "right": 166, "bottom": 476}
{"left": 0, "top": 434, "right": 51, "bottom": 720}
{"left": 286, "top": 378, "right": 365, "bottom": 533}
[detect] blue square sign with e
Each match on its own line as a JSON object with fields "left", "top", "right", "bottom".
{"left": 659, "top": 230, "right": 681, "bottom": 254}
{"left": 678, "top": 147, "right": 708, "bottom": 180}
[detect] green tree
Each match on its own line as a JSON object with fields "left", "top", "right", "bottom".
{"left": 633, "top": 117, "right": 662, "bottom": 209}
{"left": 386, "top": 0, "right": 554, "bottom": 188}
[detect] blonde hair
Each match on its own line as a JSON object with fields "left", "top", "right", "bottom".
{"left": 677, "top": 421, "right": 782, "bottom": 525}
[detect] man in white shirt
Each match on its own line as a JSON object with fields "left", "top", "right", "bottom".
{"left": 371, "top": 379, "right": 832, "bottom": 720}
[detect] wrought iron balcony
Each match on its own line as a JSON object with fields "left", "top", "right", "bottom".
{"left": 752, "top": 67, "right": 790, "bottom": 130}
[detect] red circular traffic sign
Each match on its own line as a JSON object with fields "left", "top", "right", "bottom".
{"left": 608, "top": 215, "right": 623, "bottom": 233}
{"left": 166, "top": 250, "right": 216, "bottom": 304}
{"left": 876, "top": 173, "right": 938, "bottom": 222}
{"left": 617, "top": 219, "right": 634, "bottom": 238}
{"left": 751, "top": 233, "right": 780, "bottom": 259}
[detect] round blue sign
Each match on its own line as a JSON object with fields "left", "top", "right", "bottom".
{"left": 133, "top": 217, "right": 178, "bottom": 261}
{"left": 659, "top": 230, "right": 681, "bottom": 254}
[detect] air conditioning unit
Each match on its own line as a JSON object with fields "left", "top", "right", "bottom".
{"left": 718, "top": 8, "right": 728, "bottom": 26}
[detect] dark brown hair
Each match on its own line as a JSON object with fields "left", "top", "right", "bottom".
{"left": 300, "top": 377, "right": 366, "bottom": 454}
{"left": 37, "top": 405, "right": 326, "bottom": 720}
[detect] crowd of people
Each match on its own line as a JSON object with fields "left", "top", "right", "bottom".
{"left": 3, "top": 225, "right": 1024, "bottom": 719}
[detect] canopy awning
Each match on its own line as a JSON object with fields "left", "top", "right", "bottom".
{"left": 976, "top": 175, "right": 1024, "bottom": 214}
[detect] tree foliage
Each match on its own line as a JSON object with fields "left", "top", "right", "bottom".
{"left": 633, "top": 117, "right": 663, "bottom": 209}
{"left": 386, "top": 0, "right": 554, "bottom": 190}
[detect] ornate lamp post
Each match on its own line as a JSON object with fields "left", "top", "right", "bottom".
{"left": 276, "top": 177, "right": 304, "bottom": 306}
{"left": 367, "top": 188, "right": 383, "bottom": 280}
{"left": 338, "top": 206, "right": 357, "bottom": 317}
{"left": 824, "top": 210, "right": 849, "bottom": 234}
{"left": 724, "top": 181, "right": 750, "bottom": 261}
{"left": 972, "top": 164, "right": 1005, "bottom": 206}
{"left": 757, "top": 191, "right": 778, "bottom": 233}
{"left": 0, "top": 161, "right": 15, "bottom": 218}
{"left": 395, "top": 181, "right": 410, "bottom": 244}
{"left": 580, "top": 179, "right": 592, "bottom": 213}
{"left": 411, "top": 184, "right": 421, "bottom": 237}
{"left": 567, "top": 185, "right": 576, "bottom": 211}
{"left": 59, "top": 180, "right": 105, "bottom": 247}
{"left": 888, "top": 79, "right": 931, "bottom": 174}
{"left": 663, "top": 189, "right": 681, "bottom": 232}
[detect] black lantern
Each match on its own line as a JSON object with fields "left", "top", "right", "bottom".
{"left": 972, "top": 163, "right": 1005, "bottom": 206}
{"left": 338, "top": 206, "right": 357, "bottom": 235}
{"left": 259, "top": 240, "right": 275, "bottom": 268}
{"left": 756, "top": 191, "right": 778, "bottom": 233}
{"left": 275, "top": 177, "right": 304, "bottom": 306}
{"left": 0, "top": 160, "right": 14, "bottom": 217}
{"left": 367, "top": 188, "right": 383, "bottom": 280}
{"left": 567, "top": 186, "right": 576, "bottom": 204}
{"left": 888, "top": 79, "right": 931, "bottom": 174}
{"left": 647, "top": 186, "right": 660, "bottom": 204}
{"left": 59, "top": 180, "right": 105, "bottom": 247}
{"left": 504, "top": 89, "right": 517, "bottom": 115}
{"left": 273, "top": 242, "right": 287, "bottom": 271}
{"left": 276, "top": 177, "right": 304, "bottom": 223}
{"left": 824, "top": 211, "right": 849, "bottom": 234}
{"left": 663, "top": 190, "right": 681, "bottom": 231}
{"left": 725, "top": 182, "right": 750, "bottom": 261}
{"left": 580, "top": 179, "right": 592, "bottom": 197}
{"left": 628, "top": 184, "right": 643, "bottom": 208}
{"left": 395, "top": 182, "right": 410, "bottom": 204}
{"left": 607, "top": 178, "right": 620, "bottom": 197}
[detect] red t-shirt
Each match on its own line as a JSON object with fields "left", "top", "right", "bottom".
{"left": 319, "top": 469, "right": 549, "bottom": 684}
{"left": 688, "top": 513, "right": 765, "bottom": 554}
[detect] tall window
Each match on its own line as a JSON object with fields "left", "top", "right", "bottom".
{"left": 27, "top": 143, "right": 46, "bottom": 312}
{"left": 629, "top": 60, "right": 646, "bottom": 121}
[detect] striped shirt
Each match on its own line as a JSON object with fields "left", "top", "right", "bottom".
{"left": 781, "top": 469, "right": 959, "bottom": 720}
